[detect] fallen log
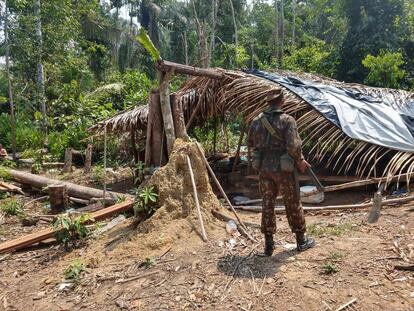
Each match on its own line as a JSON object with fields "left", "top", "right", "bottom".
{"left": 8, "top": 169, "right": 130, "bottom": 203}
{"left": 0, "top": 199, "right": 134, "bottom": 254}
{"left": 233, "top": 194, "right": 414, "bottom": 214}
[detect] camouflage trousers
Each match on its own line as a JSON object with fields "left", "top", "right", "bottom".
{"left": 259, "top": 170, "right": 306, "bottom": 235}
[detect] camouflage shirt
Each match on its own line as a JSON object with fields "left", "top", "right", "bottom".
{"left": 247, "top": 107, "right": 304, "bottom": 171}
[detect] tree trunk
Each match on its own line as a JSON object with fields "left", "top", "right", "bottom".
{"left": 130, "top": 129, "right": 139, "bottom": 164}
{"left": 273, "top": 0, "right": 279, "bottom": 60}
{"left": 8, "top": 169, "right": 129, "bottom": 202}
{"left": 183, "top": 31, "right": 189, "bottom": 65}
{"left": 63, "top": 148, "right": 73, "bottom": 173}
{"left": 4, "top": 0, "right": 16, "bottom": 161}
{"left": 84, "top": 144, "right": 93, "bottom": 174}
{"left": 171, "top": 94, "right": 188, "bottom": 139}
{"left": 49, "top": 184, "right": 68, "bottom": 213}
{"left": 279, "top": 0, "right": 285, "bottom": 68}
{"left": 229, "top": 0, "right": 238, "bottom": 48}
{"left": 145, "top": 90, "right": 166, "bottom": 166}
{"left": 209, "top": 0, "right": 217, "bottom": 64}
{"left": 292, "top": 0, "right": 296, "bottom": 49}
{"left": 34, "top": 0, "right": 47, "bottom": 131}
{"left": 191, "top": 0, "right": 209, "bottom": 68}
{"left": 159, "top": 72, "right": 176, "bottom": 155}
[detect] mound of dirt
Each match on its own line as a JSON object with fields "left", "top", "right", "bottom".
{"left": 129, "top": 139, "right": 223, "bottom": 251}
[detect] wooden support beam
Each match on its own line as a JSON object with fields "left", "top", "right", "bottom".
{"left": 0, "top": 199, "right": 134, "bottom": 254}
{"left": 156, "top": 60, "right": 223, "bottom": 79}
{"left": 232, "top": 122, "right": 246, "bottom": 173}
{"left": 159, "top": 71, "right": 176, "bottom": 155}
{"left": 171, "top": 94, "right": 188, "bottom": 139}
{"left": 145, "top": 90, "right": 165, "bottom": 166}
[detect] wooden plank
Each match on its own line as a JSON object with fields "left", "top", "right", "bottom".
{"left": 245, "top": 174, "right": 359, "bottom": 183}
{"left": 0, "top": 199, "right": 134, "bottom": 254}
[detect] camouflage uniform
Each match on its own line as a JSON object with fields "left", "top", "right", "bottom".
{"left": 247, "top": 107, "right": 306, "bottom": 235}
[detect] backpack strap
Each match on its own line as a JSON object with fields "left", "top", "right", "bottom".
{"left": 260, "top": 116, "right": 284, "bottom": 143}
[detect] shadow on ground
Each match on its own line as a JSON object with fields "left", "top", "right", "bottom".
{"left": 217, "top": 249, "right": 296, "bottom": 278}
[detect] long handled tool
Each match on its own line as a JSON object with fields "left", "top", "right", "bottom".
{"left": 306, "top": 167, "right": 324, "bottom": 193}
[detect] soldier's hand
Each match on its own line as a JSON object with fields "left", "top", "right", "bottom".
{"left": 297, "top": 159, "right": 311, "bottom": 173}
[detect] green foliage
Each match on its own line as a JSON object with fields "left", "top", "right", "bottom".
{"left": 133, "top": 186, "right": 158, "bottom": 215}
{"left": 327, "top": 251, "right": 343, "bottom": 261}
{"left": 214, "top": 43, "right": 250, "bottom": 69}
{"left": 54, "top": 214, "right": 94, "bottom": 249}
{"left": 137, "top": 29, "right": 162, "bottom": 62}
{"left": 0, "top": 198, "right": 24, "bottom": 217}
{"left": 142, "top": 257, "right": 156, "bottom": 269}
{"left": 133, "top": 161, "right": 147, "bottom": 185}
{"left": 321, "top": 262, "right": 340, "bottom": 275}
{"left": 91, "top": 165, "right": 105, "bottom": 183}
{"left": 362, "top": 50, "right": 406, "bottom": 88}
{"left": 64, "top": 259, "right": 85, "bottom": 281}
{"left": 284, "top": 38, "right": 338, "bottom": 77}
{"left": 0, "top": 167, "right": 12, "bottom": 181}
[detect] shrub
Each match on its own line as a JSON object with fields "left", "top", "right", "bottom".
{"left": 1, "top": 198, "right": 24, "bottom": 217}
{"left": 54, "top": 214, "right": 94, "bottom": 249}
{"left": 133, "top": 186, "right": 158, "bottom": 216}
{"left": 64, "top": 259, "right": 85, "bottom": 281}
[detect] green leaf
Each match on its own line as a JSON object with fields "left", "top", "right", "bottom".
{"left": 136, "top": 29, "right": 161, "bottom": 62}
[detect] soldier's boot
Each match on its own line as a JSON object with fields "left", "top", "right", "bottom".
{"left": 264, "top": 234, "right": 275, "bottom": 256}
{"left": 296, "top": 232, "right": 315, "bottom": 252}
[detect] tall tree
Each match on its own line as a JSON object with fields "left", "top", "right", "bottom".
{"left": 338, "top": 0, "right": 404, "bottom": 82}
{"left": 34, "top": 0, "right": 47, "bottom": 131}
{"left": 4, "top": 0, "right": 16, "bottom": 159}
{"left": 229, "top": 0, "right": 238, "bottom": 47}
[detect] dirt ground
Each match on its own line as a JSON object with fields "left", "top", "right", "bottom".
{"left": 1, "top": 192, "right": 413, "bottom": 311}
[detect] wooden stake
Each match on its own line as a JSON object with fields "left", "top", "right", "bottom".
{"left": 232, "top": 122, "right": 246, "bottom": 172}
{"left": 171, "top": 94, "right": 188, "bottom": 139}
{"left": 63, "top": 148, "right": 73, "bottom": 173}
{"left": 103, "top": 126, "right": 107, "bottom": 203}
{"left": 186, "top": 155, "right": 207, "bottom": 242}
{"left": 367, "top": 183, "right": 385, "bottom": 223}
{"left": 195, "top": 142, "right": 256, "bottom": 242}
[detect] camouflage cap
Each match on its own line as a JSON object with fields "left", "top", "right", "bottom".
{"left": 266, "top": 89, "right": 283, "bottom": 102}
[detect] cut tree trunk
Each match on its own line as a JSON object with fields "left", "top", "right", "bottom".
{"left": 63, "top": 148, "right": 73, "bottom": 173}
{"left": 171, "top": 94, "right": 188, "bottom": 139}
{"left": 159, "top": 71, "right": 176, "bottom": 155}
{"left": 49, "top": 184, "right": 68, "bottom": 213}
{"left": 84, "top": 144, "right": 92, "bottom": 173}
{"left": 145, "top": 90, "right": 166, "bottom": 166}
{"left": 8, "top": 169, "right": 129, "bottom": 203}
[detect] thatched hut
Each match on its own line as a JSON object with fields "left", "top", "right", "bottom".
{"left": 90, "top": 62, "right": 414, "bottom": 184}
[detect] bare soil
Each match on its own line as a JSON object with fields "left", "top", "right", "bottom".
{"left": 1, "top": 143, "right": 413, "bottom": 311}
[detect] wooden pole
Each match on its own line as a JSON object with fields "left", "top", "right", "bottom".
{"left": 232, "top": 122, "right": 246, "bottom": 172}
{"left": 195, "top": 142, "right": 256, "bottom": 242}
{"left": 48, "top": 184, "right": 68, "bottom": 213}
{"left": 84, "top": 144, "right": 93, "bottom": 174}
{"left": 171, "top": 94, "right": 188, "bottom": 139}
{"left": 156, "top": 60, "right": 223, "bottom": 79}
{"left": 145, "top": 90, "right": 165, "bottom": 166}
{"left": 159, "top": 71, "right": 176, "bottom": 155}
{"left": 103, "top": 126, "right": 107, "bottom": 203}
{"left": 63, "top": 148, "right": 73, "bottom": 173}
{"left": 130, "top": 129, "right": 139, "bottom": 164}
{"left": 186, "top": 155, "right": 207, "bottom": 242}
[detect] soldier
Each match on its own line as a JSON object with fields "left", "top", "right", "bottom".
{"left": 248, "top": 89, "right": 315, "bottom": 256}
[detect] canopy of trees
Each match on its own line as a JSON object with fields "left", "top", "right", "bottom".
{"left": 0, "top": 0, "right": 413, "bottom": 158}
